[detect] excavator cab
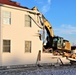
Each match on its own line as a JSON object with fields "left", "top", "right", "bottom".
{"left": 45, "top": 36, "right": 64, "bottom": 49}
{"left": 52, "top": 36, "right": 64, "bottom": 49}
{"left": 52, "top": 36, "right": 71, "bottom": 51}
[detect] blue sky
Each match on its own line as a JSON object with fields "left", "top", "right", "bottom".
{"left": 12, "top": 0, "right": 76, "bottom": 45}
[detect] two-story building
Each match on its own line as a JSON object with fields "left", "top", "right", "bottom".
{"left": 0, "top": 0, "right": 43, "bottom": 66}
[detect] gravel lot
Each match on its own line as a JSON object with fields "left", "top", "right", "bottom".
{"left": 0, "top": 65, "right": 76, "bottom": 75}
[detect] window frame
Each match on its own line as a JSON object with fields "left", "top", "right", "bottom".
{"left": 25, "top": 41, "right": 32, "bottom": 53}
{"left": 25, "top": 15, "right": 31, "bottom": 27}
{"left": 2, "top": 11, "right": 11, "bottom": 25}
{"left": 3, "top": 40, "right": 11, "bottom": 53}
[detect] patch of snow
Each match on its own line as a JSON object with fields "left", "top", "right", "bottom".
{"left": 0, "top": 67, "right": 76, "bottom": 75}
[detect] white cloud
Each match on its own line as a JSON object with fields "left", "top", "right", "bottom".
{"left": 61, "top": 24, "right": 76, "bottom": 29}
{"left": 41, "top": 5, "right": 50, "bottom": 14}
{"left": 34, "top": 0, "right": 52, "bottom": 14}
{"left": 41, "top": 0, "right": 52, "bottom": 14}
{"left": 48, "top": 0, "right": 51, "bottom": 4}
{"left": 54, "top": 24, "right": 76, "bottom": 34}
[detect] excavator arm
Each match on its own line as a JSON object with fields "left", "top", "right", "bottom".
{"left": 32, "top": 7, "right": 54, "bottom": 38}
{"left": 41, "top": 15, "right": 54, "bottom": 37}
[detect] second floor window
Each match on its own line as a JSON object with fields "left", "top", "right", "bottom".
{"left": 25, "top": 15, "right": 31, "bottom": 27}
{"left": 3, "top": 11, "right": 11, "bottom": 25}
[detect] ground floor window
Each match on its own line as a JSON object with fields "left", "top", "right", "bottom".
{"left": 3, "top": 40, "right": 11, "bottom": 52}
{"left": 25, "top": 41, "right": 31, "bottom": 53}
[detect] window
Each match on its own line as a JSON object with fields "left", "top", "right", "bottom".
{"left": 25, "top": 15, "right": 31, "bottom": 27}
{"left": 25, "top": 41, "right": 31, "bottom": 53}
{"left": 3, "top": 11, "right": 11, "bottom": 25}
{"left": 3, "top": 40, "right": 11, "bottom": 52}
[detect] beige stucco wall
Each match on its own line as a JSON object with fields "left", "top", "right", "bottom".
{"left": 1, "top": 5, "right": 42, "bottom": 66}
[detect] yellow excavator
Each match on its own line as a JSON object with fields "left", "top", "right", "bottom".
{"left": 32, "top": 7, "right": 71, "bottom": 49}
{"left": 32, "top": 7, "right": 76, "bottom": 62}
{"left": 41, "top": 15, "right": 71, "bottom": 51}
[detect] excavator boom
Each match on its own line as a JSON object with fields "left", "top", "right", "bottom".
{"left": 42, "top": 15, "right": 54, "bottom": 37}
